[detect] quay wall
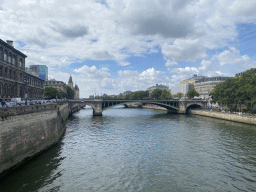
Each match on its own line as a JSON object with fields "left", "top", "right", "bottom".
{"left": 190, "top": 110, "right": 256, "bottom": 125}
{"left": 142, "top": 105, "right": 167, "bottom": 111}
{"left": 0, "top": 103, "right": 70, "bottom": 176}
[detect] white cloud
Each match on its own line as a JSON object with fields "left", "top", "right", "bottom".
{"left": 162, "top": 39, "right": 207, "bottom": 62}
{"left": 215, "top": 47, "right": 256, "bottom": 67}
{"left": 74, "top": 65, "right": 111, "bottom": 79}
{"left": 229, "top": 0, "right": 256, "bottom": 17}
{"left": 116, "top": 68, "right": 171, "bottom": 91}
{"left": 165, "top": 60, "right": 178, "bottom": 67}
{"left": 169, "top": 67, "right": 199, "bottom": 85}
{"left": 199, "top": 59, "right": 211, "bottom": 71}
{"left": 120, "top": 0, "right": 195, "bottom": 38}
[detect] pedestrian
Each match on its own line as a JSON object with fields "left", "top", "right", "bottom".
{"left": 1, "top": 100, "right": 6, "bottom": 107}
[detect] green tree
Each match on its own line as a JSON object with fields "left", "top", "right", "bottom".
{"left": 67, "top": 86, "right": 75, "bottom": 99}
{"left": 209, "top": 68, "right": 256, "bottom": 112}
{"left": 151, "top": 89, "right": 162, "bottom": 99}
{"left": 44, "top": 87, "right": 59, "bottom": 99}
{"left": 186, "top": 88, "right": 199, "bottom": 98}
{"left": 176, "top": 92, "right": 183, "bottom": 99}
{"left": 160, "top": 89, "right": 172, "bottom": 99}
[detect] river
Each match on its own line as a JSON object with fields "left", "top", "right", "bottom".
{"left": 1, "top": 107, "right": 256, "bottom": 192}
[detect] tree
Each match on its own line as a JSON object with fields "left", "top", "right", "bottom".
{"left": 67, "top": 86, "right": 75, "bottom": 99}
{"left": 151, "top": 89, "right": 162, "bottom": 99}
{"left": 160, "top": 89, "right": 171, "bottom": 99}
{"left": 186, "top": 88, "right": 199, "bottom": 98}
{"left": 209, "top": 68, "right": 256, "bottom": 112}
{"left": 44, "top": 87, "right": 59, "bottom": 99}
{"left": 176, "top": 92, "right": 183, "bottom": 99}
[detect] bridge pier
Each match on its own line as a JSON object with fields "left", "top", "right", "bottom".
{"left": 93, "top": 109, "right": 102, "bottom": 116}
{"left": 92, "top": 103, "right": 103, "bottom": 116}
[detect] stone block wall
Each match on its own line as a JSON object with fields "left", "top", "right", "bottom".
{"left": 0, "top": 103, "right": 69, "bottom": 176}
{"left": 190, "top": 110, "right": 256, "bottom": 125}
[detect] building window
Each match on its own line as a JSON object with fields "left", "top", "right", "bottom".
{"left": 4, "top": 51, "right": 7, "bottom": 61}
{"left": 8, "top": 52, "right": 12, "bottom": 63}
{"left": 0, "top": 48, "right": 3, "bottom": 59}
{"left": 19, "top": 59, "right": 23, "bottom": 67}
{"left": 12, "top": 57, "right": 16, "bottom": 65}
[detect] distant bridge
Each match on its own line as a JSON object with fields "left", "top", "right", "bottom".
{"left": 69, "top": 99, "right": 207, "bottom": 116}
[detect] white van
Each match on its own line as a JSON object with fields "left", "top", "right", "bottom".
{"left": 11, "top": 98, "right": 25, "bottom": 105}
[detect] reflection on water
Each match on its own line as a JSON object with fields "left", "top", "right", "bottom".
{"left": 1, "top": 108, "right": 256, "bottom": 192}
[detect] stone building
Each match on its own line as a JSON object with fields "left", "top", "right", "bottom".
{"left": 25, "top": 67, "right": 39, "bottom": 77}
{"left": 44, "top": 79, "right": 67, "bottom": 94}
{"left": 180, "top": 74, "right": 205, "bottom": 85}
{"left": 194, "top": 76, "right": 231, "bottom": 99}
{"left": 68, "top": 75, "right": 79, "bottom": 99}
{"left": 0, "top": 39, "right": 44, "bottom": 101}
{"left": 147, "top": 84, "right": 170, "bottom": 97}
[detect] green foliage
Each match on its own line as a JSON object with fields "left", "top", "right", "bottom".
{"left": 67, "top": 86, "right": 75, "bottom": 99}
{"left": 176, "top": 92, "right": 183, "bottom": 99}
{"left": 186, "top": 88, "right": 199, "bottom": 98}
{"left": 44, "top": 87, "right": 67, "bottom": 99}
{"left": 128, "top": 90, "right": 149, "bottom": 99}
{"left": 209, "top": 68, "right": 256, "bottom": 111}
{"left": 151, "top": 89, "right": 162, "bottom": 99}
{"left": 160, "top": 89, "right": 172, "bottom": 99}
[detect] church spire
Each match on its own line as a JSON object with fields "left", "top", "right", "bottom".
{"left": 68, "top": 74, "right": 73, "bottom": 83}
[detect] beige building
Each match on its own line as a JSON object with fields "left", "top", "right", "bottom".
{"left": 194, "top": 76, "right": 230, "bottom": 99}
{"left": 45, "top": 79, "right": 67, "bottom": 94}
{"left": 147, "top": 84, "right": 170, "bottom": 97}
{"left": 25, "top": 67, "right": 39, "bottom": 77}
{"left": 180, "top": 74, "right": 205, "bottom": 85}
{"left": 68, "top": 75, "right": 79, "bottom": 99}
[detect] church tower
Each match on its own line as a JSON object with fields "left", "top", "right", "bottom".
{"left": 68, "top": 74, "right": 73, "bottom": 88}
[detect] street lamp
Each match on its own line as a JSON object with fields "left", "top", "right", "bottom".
{"left": 23, "top": 77, "right": 28, "bottom": 105}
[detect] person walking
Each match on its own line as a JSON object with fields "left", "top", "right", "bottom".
{"left": 1, "top": 100, "right": 6, "bottom": 107}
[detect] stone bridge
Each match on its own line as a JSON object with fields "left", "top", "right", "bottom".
{"left": 76, "top": 99, "right": 207, "bottom": 116}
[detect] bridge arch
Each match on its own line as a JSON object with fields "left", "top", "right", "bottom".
{"left": 102, "top": 101, "right": 179, "bottom": 112}
{"left": 186, "top": 103, "right": 204, "bottom": 113}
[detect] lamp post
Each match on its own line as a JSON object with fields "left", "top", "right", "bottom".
{"left": 23, "top": 77, "right": 28, "bottom": 105}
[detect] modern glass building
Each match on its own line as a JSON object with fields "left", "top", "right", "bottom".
{"left": 29, "top": 65, "right": 48, "bottom": 80}
{"left": 171, "top": 83, "right": 194, "bottom": 95}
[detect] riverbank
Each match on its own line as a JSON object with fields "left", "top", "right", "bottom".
{"left": 190, "top": 109, "right": 256, "bottom": 125}
{"left": 143, "top": 105, "right": 167, "bottom": 111}
{"left": 0, "top": 103, "right": 70, "bottom": 177}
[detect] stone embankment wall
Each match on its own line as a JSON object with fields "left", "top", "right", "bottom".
{"left": 190, "top": 110, "right": 256, "bottom": 125}
{"left": 143, "top": 105, "right": 167, "bottom": 111}
{"left": 0, "top": 103, "right": 69, "bottom": 176}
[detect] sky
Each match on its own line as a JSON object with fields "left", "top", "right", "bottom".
{"left": 1, "top": 0, "right": 256, "bottom": 98}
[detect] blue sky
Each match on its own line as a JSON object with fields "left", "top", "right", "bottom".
{"left": 0, "top": 0, "right": 256, "bottom": 98}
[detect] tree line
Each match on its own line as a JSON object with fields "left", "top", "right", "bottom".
{"left": 44, "top": 86, "right": 75, "bottom": 99}
{"left": 209, "top": 68, "right": 256, "bottom": 113}
{"left": 103, "top": 88, "right": 200, "bottom": 100}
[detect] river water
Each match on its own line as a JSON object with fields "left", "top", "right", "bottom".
{"left": 1, "top": 107, "right": 256, "bottom": 192}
